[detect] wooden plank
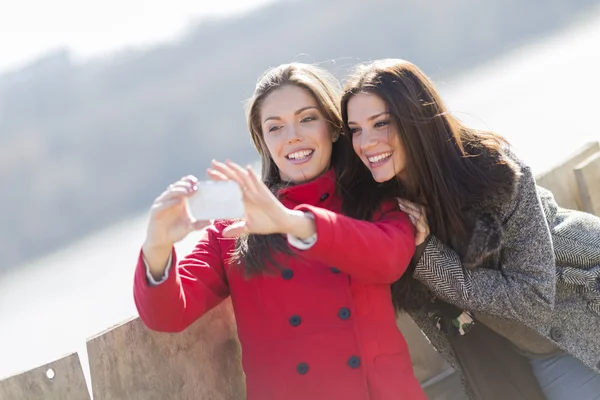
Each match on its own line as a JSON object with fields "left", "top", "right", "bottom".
{"left": 86, "top": 298, "right": 245, "bottom": 400}
{"left": 575, "top": 151, "right": 600, "bottom": 216}
{"left": 535, "top": 141, "right": 600, "bottom": 210}
{"left": 0, "top": 353, "right": 90, "bottom": 400}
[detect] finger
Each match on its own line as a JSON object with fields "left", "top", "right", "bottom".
{"left": 245, "top": 165, "right": 269, "bottom": 197}
{"left": 416, "top": 219, "right": 430, "bottom": 234}
{"left": 211, "top": 160, "right": 244, "bottom": 186}
{"left": 397, "top": 201, "right": 409, "bottom": 213}
{"left": 222, "top": 220, "right": 247, "bottom": 238}
{"left": 151, "top": 197, "right": 184, "bottom": 212}
{"left": 245, "top": 165, "right": 262, "bottom": 189}
{"left": 206, "top": 168, "right": 229, "bottom": 181}
{"left": 400, "top": 207, "right": 419, "bottom": 221}
{"left": 397, "top": 200, "right": 417, "bottom": 214}
{"left": 225, "top": 160, "right": 256, "bottom": 192}
{"left": 170, "top": 180, "right": 196, "bottom": 192}
{"left": 179, "top": 175, "right": 198, "bottom": 184}
{"left": 158, "top": 187, "right": 194, "bottom": 202}
{"left": 399, "top": 200, "right": 420, "bottom": 214}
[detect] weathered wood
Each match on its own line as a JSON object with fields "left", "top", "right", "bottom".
{"left": 535, "top": 141, "right": 600, "bottom": 210}
{"left": 86, "top": 298, "right": 245, "bottom": 400}
{"left": 0, "top": 353, "right": 90, "bottom": 400}
{"left": 575, "top": 151, "right": 600, "bottom": 216}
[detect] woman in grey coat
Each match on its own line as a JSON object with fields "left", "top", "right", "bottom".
{"left": 338, "top": 58, "right": 600, "bottom": 400}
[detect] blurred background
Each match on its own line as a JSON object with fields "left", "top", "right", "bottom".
{"left": 1, "top": 0, "right": 599, "bottom": 390}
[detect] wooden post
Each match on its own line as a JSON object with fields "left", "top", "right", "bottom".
{"left": 0, "top": 353, "right": 90, "bottom": 400}
{"left": 86, "top": 299, "right": 245, "bottom": 400}
{"left": 536, "top": 141, "right": 600, "bottom": 210}
{"left": 575, "top": 152, "right": 600, "bottom": 216}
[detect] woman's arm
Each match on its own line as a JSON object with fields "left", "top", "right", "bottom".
{"left": 207, "top": 160, "right": 416, "bottom": 284}
{"left": 287, "top": 202, "right": 416, "bottom": 284}
{"left": 133, "top": 223, "right": 230, "bottom": 332}
{"left": 413, "top": 164, "right": 556, "bottom": 322}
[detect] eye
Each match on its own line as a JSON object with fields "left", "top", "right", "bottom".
{"left": 300, "top": 115, "right": 317, "bottom": 123}
{"left": 268, "top": 125, "right": 282, "bottom": 133}
{"left": 349, "top": 127, "right": 361, "bottom": 135}
{"left": 374, "top": 120, "right": 390, "bottom": 128}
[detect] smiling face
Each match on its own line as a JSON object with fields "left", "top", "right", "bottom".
{"left": 260, "top": 84, "right": 335, "bottom": 183}
{"left": 346, "top": 92, "right": 407, "bottom": 183}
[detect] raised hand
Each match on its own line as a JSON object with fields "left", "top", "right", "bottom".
{"left": 397, "top": 198, "right": 430, "bottom": 246}
{"left": 142, "top": 176, "right": 211, "bottom": 276}
{"left": 208, "top": 160, "right": 293, "bottom": 238}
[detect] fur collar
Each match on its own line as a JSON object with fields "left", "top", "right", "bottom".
{"left": 456, "top": 148, "right": 522, "bottom": 269}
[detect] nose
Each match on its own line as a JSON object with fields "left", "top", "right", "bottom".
{"left": 286, "top": 124, "right": 301, "bottom": 143}
{"left": 360, "top": 130, "right": 378, "bottom": 152}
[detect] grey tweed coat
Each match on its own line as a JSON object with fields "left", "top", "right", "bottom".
{"left": 407, "top": 149, "right": 600, "bottom": 398}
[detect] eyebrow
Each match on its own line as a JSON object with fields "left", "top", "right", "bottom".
{"left": 347, "top": 111, "right": 389, "bottom": 125}
{"left": 263, "top": 106, "right": 319, "bottom": 124}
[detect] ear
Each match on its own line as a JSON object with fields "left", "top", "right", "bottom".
{"left": 332, "top": 133, "right": 340, "bottom": 143}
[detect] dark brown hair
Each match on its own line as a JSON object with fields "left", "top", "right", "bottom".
{"left": 231, "top": 63, "right": 352, "bottom": 276}
{"left": 339, "top": 59, "right": 510, "bottom": 311}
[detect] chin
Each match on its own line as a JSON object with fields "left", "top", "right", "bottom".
{"left": 286, "top": 168, "right": 321, "bottom": 183}
{"left": 371, "top": 171, "right": 395, "bottom": 183}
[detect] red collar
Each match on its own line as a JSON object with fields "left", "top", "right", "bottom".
{"left": 277, "top": 168, "right": 337, "bottom": 207}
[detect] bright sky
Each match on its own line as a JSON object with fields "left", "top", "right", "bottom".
{"left": 0, "top": 0, "right": 278, "bottom": 74}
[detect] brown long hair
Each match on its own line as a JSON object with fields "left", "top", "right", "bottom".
{"left": 339, "top": 59, "right": 510, "bottom": 311}
{"left": 231, "top": 63, "right": 352, "bottom": 276}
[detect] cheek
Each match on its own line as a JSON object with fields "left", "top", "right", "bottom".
{"left": 263, "top": 135, "right": 282, "bottom": 158}
{"left": 352, "top": 136, "right": 361, "bottom": 155}
{"left": 312, "top": 123, "right": 334, "bottom": 150}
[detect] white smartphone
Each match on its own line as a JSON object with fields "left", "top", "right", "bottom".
{"left": 186, "top": 180, "right": 244, "bottom": 221}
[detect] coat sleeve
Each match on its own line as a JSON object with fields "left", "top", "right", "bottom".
{"left": 133, "top": 224, "right": 230, "bottom": 332}
{"left": 290, "top": 201, "right": 416, "bottom": 283}
{"left": 413, "top": 162, "right": 556, "bottom": 322}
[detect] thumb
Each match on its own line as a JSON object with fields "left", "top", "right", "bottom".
{"left": 222, "top": 220, "right": 247, "bottom": 238}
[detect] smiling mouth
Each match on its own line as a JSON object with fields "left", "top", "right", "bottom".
{"left": 286, "top": 149, "right": 314, "bottom": 162}
{"left": 367, "top": 152, "right": 393, "bottom": 167}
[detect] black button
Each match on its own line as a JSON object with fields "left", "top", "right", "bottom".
{"left": 319, "top": 193, "right": 330, "bottom": 202}
{"left": 289, "top": 315, "right": 302, "bottom": 327}
{"left": 282, "top": 269, "right": 294, "bottom": 280}
{"left": 550, "top": 327, "right": 563, "bottom": 341}
{"left": 296, "top": 362, "right": 309, "bottom": 375}
{"left": 338, "top": 307, "right": 351, "bottom": 320}
{"left": 348, "top": 356, "right": 361, "bottom": 369}
{"left": 330, "top": 267, "right": 341, "bottom": 274}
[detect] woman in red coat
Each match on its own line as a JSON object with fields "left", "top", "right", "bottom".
{"left": 134, "top": 63, "right": 426, "bottom": 400}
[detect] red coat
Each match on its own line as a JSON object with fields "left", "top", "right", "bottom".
{"left": 134, "top": 169, "right": 426, "bottom": 400}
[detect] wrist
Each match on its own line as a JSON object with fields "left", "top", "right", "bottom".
{"left": 142, "top": 240, "right": 173, "bottom": 275}
{"left": 142, "top": 239, "right": 172, "bottom": 255}
{"left": 283, "top": 209, "right": 316, "bottom": 240}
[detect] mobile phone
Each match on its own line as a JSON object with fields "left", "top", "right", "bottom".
{"left": 186, "top": 180, "right": 244, "bottom": 221}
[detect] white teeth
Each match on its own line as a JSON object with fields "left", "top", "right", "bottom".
{"left": 287, "top": 150, "right": 313, "bottom": 160}
{"left": 368, "top": 152, "right": 392, "bottom": 163}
